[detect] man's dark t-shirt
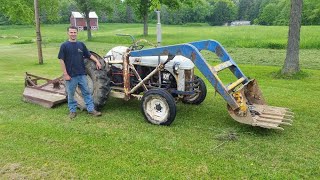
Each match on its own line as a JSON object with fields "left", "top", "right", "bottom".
{"left": 58, "top": 41, "right": 91, "bottom": 77}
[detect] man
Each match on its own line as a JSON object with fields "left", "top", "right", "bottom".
{"left": 58, "top": 26, "right": 102, "bottom": 119}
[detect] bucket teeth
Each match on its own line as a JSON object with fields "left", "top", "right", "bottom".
{"left": 251, "top": 105, "right": 294, "bottom": 130}
{"left": 286, "top": 112, "right": 295, "bottom": 116}
{"left": 284, "top": 114, "right": 294, "bottom": 119}
{"left": 256, "top": 118, "right": 292, "bottom": 126}
{"left": 228, "top": 104, "right": 293, "bottom": 130}
{"left": 228, "top": 79, "right": 294, "bottom": 130}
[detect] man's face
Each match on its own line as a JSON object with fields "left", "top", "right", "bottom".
{"left": 68, "top": 28, "right": 78, "bottom": 41}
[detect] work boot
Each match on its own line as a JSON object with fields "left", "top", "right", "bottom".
{"left": 88, "top": 110, "right": 102, "bottom": 117}
{"left": 69, "top": 112, "right": 77, "bottom": 119}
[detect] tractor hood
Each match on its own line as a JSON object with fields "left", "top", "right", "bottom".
{"left": 130, "top": 56, "right": 194, "bottom": 70}
{"left": 105, "top": 46, "right": 194, "bottom": 70}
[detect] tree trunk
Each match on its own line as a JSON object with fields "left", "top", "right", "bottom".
{"left": 85, "top": 11, "right": 92, "bottom": 40}
{"left": 281, "top": 0, "right": 303, "bottom": 75}
{"left": 34, "top": 0, "right": 43, "bottom": 64}
{"left": 143, "top": 14, "right": 148, "bottom": 36}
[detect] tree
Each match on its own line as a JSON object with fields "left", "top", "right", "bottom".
{"left": 74, "top": 0, "right": 112, "bottom": 40}
{"left": 179, "top": 2, "right": 210, "bottom": 24}
{"left": 281, "top": 0, "right": 303, "bottom": 75}
{"left": 0, "top": 11, "right": 10, "bottom": 25}
{"left": 302, "top": 0, "right": 320, "bottom": 25}
{"left": 0, "top": 0, "right": 33, "bottom": 24}
{"left": 34, "top": 0, "right": 43, "bottom": 64}
{"left": 257, "top": 3, "right": 279, "bottom": 25}
{"left": 273, "top": 0, "right": 290, "bottom": 25}
{"left": 0, "top": 0, "right": 58, "bottom": 64}
{"left": 58, "top": 0, "right": 78, "bottom": 24}
{"left": 238, "top": 0, "right": 254, "bottom": 20}
{"left": 126, "top": 0, "right": 193, "bottom": 36}
{"left": 108, "top": 1, "right": 137, "bottom": 23}
{"left": 206, "top": 0, "right": 237, "bottom": 26}
{"left": 126, "top": 0, "right": 152, "bottom": 36}
{"left": 126, "top": 5, "right": 136, "bottom": 23}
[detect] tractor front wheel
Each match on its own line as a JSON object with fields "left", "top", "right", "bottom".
{"left": 141, "top": 89, "right": 176, "bottom": 125}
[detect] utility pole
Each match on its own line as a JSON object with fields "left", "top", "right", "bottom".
{"left": 34, "top": 0, "right": 43, "bottom": 64}
{"left": 155, "top": 10, "right": 161, "bottom": 47}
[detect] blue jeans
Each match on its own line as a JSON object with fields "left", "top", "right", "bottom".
{"left": 65, "top": 75, "right": 94, "bottom": 113}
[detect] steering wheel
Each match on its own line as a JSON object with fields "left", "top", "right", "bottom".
{"left": 129, "top": 44, "right": 144, "bottom": 51}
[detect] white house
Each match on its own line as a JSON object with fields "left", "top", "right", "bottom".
{"left": 230, "top": 21, "right": 251, "bottom": 26}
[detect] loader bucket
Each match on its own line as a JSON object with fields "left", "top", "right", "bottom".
{"left": 227, "top": 79, "right": 293, "bottom": 130}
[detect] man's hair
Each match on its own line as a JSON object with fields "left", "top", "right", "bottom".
{"left": 67, "top": 26, "right": 78, "bottom": 31}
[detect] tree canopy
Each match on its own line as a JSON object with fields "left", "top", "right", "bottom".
{"left": 1, "top": 0, "right": 319, "bottom": 27}
{"left": 0, "top": 0, "right": 59, "bottom": 24}
{"left": 125, "top": 0, "right": 194, "bottom": 36}
{"left": 206, "top": 0, "right": 237, "bottom": 26}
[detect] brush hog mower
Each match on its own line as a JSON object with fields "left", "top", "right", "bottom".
{"left": 81, "top": 38, "right": 292, "bottom": 130}
{"left": 23, "top": 72, "right": 66, "bottom": 108}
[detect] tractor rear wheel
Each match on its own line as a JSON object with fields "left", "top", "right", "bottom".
{"left": 182, "top": 75, "right": 207, "bottom": 105}
{"left": 141, "top": 89, "right": 176, "bottom": 125}
{"left": 75, "top": 51, "right": 111, "bottom": 110}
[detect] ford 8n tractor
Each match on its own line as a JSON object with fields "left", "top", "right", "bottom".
{"left": 75, "top": 37, "right": 293, "bottom": 130}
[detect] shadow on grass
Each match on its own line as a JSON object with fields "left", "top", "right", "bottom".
{"left": 271, "top": 70, "right": 310, "bottom": 80}
{"left": 238, "top": 125, "right": 284, "bottom": 137}
{"left": 12, "top": 39, "right": 34, "bottom": 45}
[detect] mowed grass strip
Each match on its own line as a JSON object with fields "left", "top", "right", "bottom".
{"left": 1, "top": 23, "right": 320, "bottom": 49}
{"left": 0, "top": 24, "right": 319, "bottom": 179}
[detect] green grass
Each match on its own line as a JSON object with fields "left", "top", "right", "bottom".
{"left": 0, "top": 24, "right": 320, "bottom": 179}
{"left": 1, "top": 23, "right": 320, "bottom": 49}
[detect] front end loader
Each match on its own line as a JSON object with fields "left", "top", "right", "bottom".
{"left": 130, "top": 40, "right": 293, "bottom": 130}
{"left": 23, "top": 38, "right": 293, "bottom": 130}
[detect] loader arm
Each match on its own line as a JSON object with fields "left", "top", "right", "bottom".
{"left": 188, "top": 40, "right": 248, "bottom": 82}
{"left": 130, "top": 40, "right": 293, "bottom": 130}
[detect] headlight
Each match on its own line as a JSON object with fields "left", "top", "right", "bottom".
{"left": 173, "top": 62, "right": 180, "bottom": 74}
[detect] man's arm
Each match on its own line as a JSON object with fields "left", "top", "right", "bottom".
{"left": 89, "top": 54, "right": 102, "bottom": 70}
{"left": 59, "top": 59, "right": 71, "bottom": 80}
{"left": 81, "top": 42, "right": 102, "bottom": 70}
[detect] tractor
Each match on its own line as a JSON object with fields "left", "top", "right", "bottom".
{"left": 74, "top": 35, "right": 293, "bottom": 130}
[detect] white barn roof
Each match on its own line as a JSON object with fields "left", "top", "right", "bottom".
{"left": 71, "top": 11, "right": 98, "bottom": 19}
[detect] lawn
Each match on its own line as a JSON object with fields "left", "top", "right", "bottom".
{"left": 0, "top": 23, "right": 319, "bottom": 179}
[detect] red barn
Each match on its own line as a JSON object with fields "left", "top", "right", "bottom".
{"left": 70, "top": 11, "right": 99, "bottom": 31}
